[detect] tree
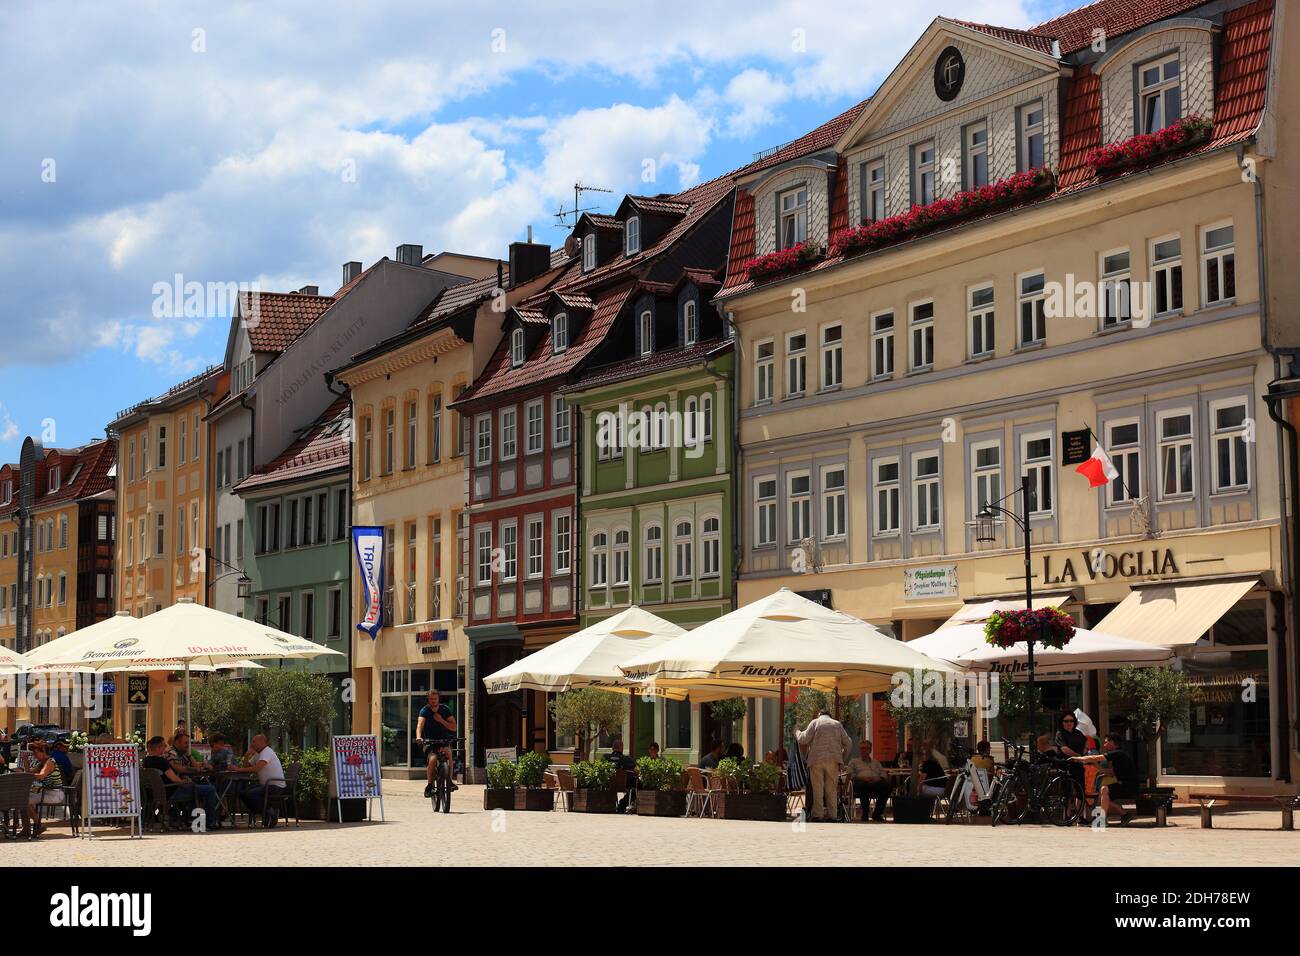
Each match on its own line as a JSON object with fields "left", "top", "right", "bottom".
{"left": 1108, "top": 666, "right": 1192, "bottom": 786}
{"left": 884, "top": 670, "right": 972, "bottom": 796}
{"left": 253, "top": 669, "right": 337, "bottom": 749}
{"left": 784, "top": 688, "right": 865, "bottom": 746}
{"left": 189, "top": 675, "right": 258, "bottom": 741}
{"left": 549, "top": 689, "right": 627, "bottom": 761}
{"left": 706, "top": 697, "right": 747, "bottom": 745}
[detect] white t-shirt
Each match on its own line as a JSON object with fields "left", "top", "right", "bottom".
{"left": 253, "top": 746, "right": 285, "bottom": 787}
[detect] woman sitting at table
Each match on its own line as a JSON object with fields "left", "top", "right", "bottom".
{"left": 143, "top": 736, "right": 222, "bottom": 829}
{"left": 25, "top": 741, "right": 65, "bottom": 837}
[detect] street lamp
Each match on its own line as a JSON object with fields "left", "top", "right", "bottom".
{"left": 975, "top": 474, "right": 1042, "bottom": 748}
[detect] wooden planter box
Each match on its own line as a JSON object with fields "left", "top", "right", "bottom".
{"left": 635, "top": 789, "right": 687, "bottom": 817}
{"left": 572, "top": 789, "right": 617, "bottom": 813}
{"left": 483, "top": 788, "right": 515, "bottom": 811}
{"left": 713, "top": 791, "right": 787, "bottom": 821}
{"left": 513, "top": 788, "right": 555, "bottom": 812}
{"left": 891, "top": 795, "right": 936, "bottom": 824}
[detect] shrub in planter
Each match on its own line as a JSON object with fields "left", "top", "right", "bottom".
{"left": 634, "top": 755, "right": 686, "bottom": 817}
{"left": 512, "top": 750, "right": 554, "bottom": 811}
{"left": 713, "top": 759, "right": 786, "bottom": 821}
{"left": 572, "top": 759, "right": 617, "bottom": 813}
{"left": 484, "top": 758, "right": 516, "bottom": 811}
{"left": 890, "top": 795, "right": 936, "bottom": 824}
{"left": 285, "top": 746, "right": 331, "bottom": 819}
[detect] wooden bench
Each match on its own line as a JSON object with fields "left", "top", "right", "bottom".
{"left": 1189, "top": 792, "right": 1299, "bottom": 830}
{"left": 1090, "top": 784, "right": 1174, "bottom": 826}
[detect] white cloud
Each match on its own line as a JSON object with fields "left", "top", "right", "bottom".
{"left": 0, "top": 404, "right": 18, "bottom": 442}
{"left": 723, "top": 69, "right": 793, "bottom": 138}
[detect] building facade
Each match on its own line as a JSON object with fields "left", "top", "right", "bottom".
{"left": 717, "top": 0, "right": 1295, "bottom": 793}
{"left": 1, "top": 435, "right": 117, "bottom": 732}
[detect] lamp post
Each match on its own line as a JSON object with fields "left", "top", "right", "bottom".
{"left": 975, "top": 474, "right": 1040, "bottom": 747}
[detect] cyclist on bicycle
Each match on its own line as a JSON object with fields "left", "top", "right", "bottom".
{"left": 416, "top": 690, "right": 457, "bottom": 798}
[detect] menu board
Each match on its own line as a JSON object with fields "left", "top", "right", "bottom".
{"left": 871, "top": 698, "right": 899, "bottom": 763}
{"left": 330, "top": 734, "right": 384, "bottom": 821}
{"left": 83, "top": 743, "right": 143, "bottom": 837}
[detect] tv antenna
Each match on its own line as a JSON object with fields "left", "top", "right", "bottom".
{"left": 554, "top": 181, "right": 614, "bottom": 227}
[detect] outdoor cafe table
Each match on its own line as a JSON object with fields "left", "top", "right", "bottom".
{"left": 178, "top": 768, "right": 256, "bottom": 824}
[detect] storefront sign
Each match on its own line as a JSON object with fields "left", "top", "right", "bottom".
{"left": 83, "top": 743, "right": 142, "bottom": 838}
{"left": 127, "top": 675, "right": 149, "bottom": 704}
{"left": 416, "top": 629, "right": 449, "bottom": 655}
{"left": 1042, "top": 547, "right": 1179, "bottom": 585}
{"left": 353, "top": 526, "right": 385, "bottom": 640}
{"left": 485, "top": 746, "right": 516, "bottom": 767}
{"left": 330, "top": 734, "right": 384, "bottom": 822}
{"left": 903, "top": 565, "right": 958, "bottom": 599}
{"left": 1060, "top": 428, "right": 1091, "bottom": 465}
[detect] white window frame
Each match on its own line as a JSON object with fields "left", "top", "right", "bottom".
{"left": 644, "top": 523, "right": 663, "bottom": 583}
{"left": 912, "top": 140, "right": 936, "bottom": 206}
{"left": 525, "top": 399, "right": 544, "bottom": 456}
{"left": 785, "top": 330, "right": 807, "bottom": 397}
{"left": 871, "top": 311, "right": 895, "bottom": 380}
{"left": 754, "top": 476, "right": 778, "bottom": 547}
{"left": 970, "top": 440, "right": 1002, "bottom": 516}
{"left": 911, "top": 452, "right": 941, "bottom": 532}
{"left": 639, "top": 309, "right": 653, "bottom": 357}
{"left": 672, "top": 520, "right": 693, "bottom": 581}
{"left": 525, "top": 516, "right": 544, "bottom": 579}
{"left": 873, "top": 457, "right": 901, "bottom": 536}
{"left": 612, "top": 528, "right": 631, "bottom": 586}
{"left": 820, "top": 323, "right": 843, "bottom": 390}
{"left": 820, "top": 465, "right": 847, "bottom": 541}
{"left": 965, "top": 121, "right": 989, "bottom": 189}
{"left": 1017, "top": 271, "right": 1047, "bottom": 346}
{"left": 700, "top": 516, "right": 721, "bottom": 578}
{"left": 474, "top": 414, "right": 492, "bottom": 467}
{"left": 1019, "top": 101, "right": 1045, "bottom": 170}
{"left": 500, "top": 520, "right": 518, "bottom": 583}
{"left": 786, "top": 470, "right": 811, "bottom": 543}
{"left": 553, "top": 396, "right": 571, "bottom": 447}
{"left": 755, "top": 338, "right": 775, "bottom": 404}
{"left": 475, "top": 526, "right": 493, "bottom": 586}
{"left": 590, "top": 531, "right": 608, "bottom": 588}
{"left": 553, "top": 312, "right": 568, "bottom": 354}
{"left": 1100, "top": 247, "right": 1133, "bottom": 328}
{"left": 499, "top": 406, "right": 517, "bottom": 461}
{"left": 553, "top": 512, "right": 572, "bottom": 575}
{"left": 863, "top": 159, "right": 886, "bottom": 223}
{"left": 1157, "top": 408, "right": 1196, "bottom": 500}
{"left": 582, "top": 233, "right": 597, "bottom": 272}
{"left": 778, "top": 185, "right": 809, "bottom": 250}
{"left": 1139, "top": 54, "right": 1181, "bottom": 134}
{"left": 1021, "top": 431, "right": 1055, "bottom": 517}
{"left": 510, "top": 327, "right": 526, "bottom": 367}
{"left": 968, "top": 284, "right": 995, "bottom": 359}
{"left": 1105, "top": 418, "right": 1142, "bottom": 507}
{"left": 1201, "top": 221, "right": 1236, "bottom": 307}
{"left": 625, "top": 216, "right": 641, "bottom": 256}
{"left": 1150, "top": 234, "right": 1184, "bottom": 317}
{"left": 683, "top": 300, "right": 698, "bottom": 347}
{"left": 1210, "top": 398, "right": 1251, "bottom": 494}
{"left": 909, "top": 300, "right": 935, "bottom": 372}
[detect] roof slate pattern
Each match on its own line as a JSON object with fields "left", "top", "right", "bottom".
{"left": 233, "top": 397, "right": 351, "bottom": 492}
{"left": 241, "top": 290, "right": 336, "bottom": 353}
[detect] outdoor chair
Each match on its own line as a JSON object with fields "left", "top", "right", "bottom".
{"left": 42, "top": 768, "right": 83, "bottom": 836}
{"left": 684, "top": 767, "right": 711, "bottom": 818}
{"left": 704, "top": 769, "right": 727, "bottom": 819}
{"left": 0, "top": 772, "right": 34, "bottom": 838}
{"left": 260, "top": 763, "right": 301, "bottom": 827}
{"left": 549, "top": 767, "right": 575, "bottom": 811}
{"left": 140, "top": 767, "right": 192, "bottom": 832}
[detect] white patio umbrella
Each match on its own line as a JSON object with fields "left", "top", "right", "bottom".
{"left": 0, "top": 643, "right": 25, "bottom": 675}
{"left": 30, "top": 598, "right": 343, "bottom": 729}
{"left": 906, "top": 621, "right": 1174, "bottom": 672}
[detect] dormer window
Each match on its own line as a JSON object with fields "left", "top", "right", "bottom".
{"left": 1, "top": 479, "right": 11, "bottom": 505}
{"left": 625, "top": 216, "right": 641, "bottom": 256}
{"left": 1140, "top": 55, "right": 1181, "bottom": 134}
{"left": 583, "top": 233, "right": 597, "bottom": 272}
{"left": 1019, "top": 102, "right": 1044, "bottom": 170}
{"left": 48, "top": 466, "right": 60, "bottom": 493}
{"left": 553, "top": 312, "right": 569, "bottom": 354}
{"left": 510, "top": 327, "right": 526, "bottom": 367}
{"left": 778, "top": 187, "right": 808, "bottom": 249}
{"left": 683, "top": 300, "right": 698, "bottom": 347}
{"left": 639, "top": 310, "right": 653, "bottom": 357}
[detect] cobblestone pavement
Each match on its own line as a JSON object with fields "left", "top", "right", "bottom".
{"left": 7, "top": 779, "right": 1295, "bottom": 867}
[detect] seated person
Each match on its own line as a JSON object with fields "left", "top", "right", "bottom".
{"left": 50, "top": 739, "right": 74, "bottom": 781}
{"left": 1069, "top": 733, "right": 1140, "bottom": 825}
{"left": 143, "top": 736, "right": 221, "bottom": 828}
{"left": 167, "top": 732, "right": 208, "bottom": 772}
{"left": 207, "top": 733, "right": 237, "bottom": 770}
{"left": 698, "top": 740, "right": 724, "bottom": 770}
{"left": 607, "top": 737, "right": 637, "bottom": 813}
{"left": 1035, "top": 735, "right": 1062, "bottom": 760}
{"left": 970, "top": 739, "right": 995, "bottom": 774}
{"left": 845, "top": 740, "right": 892, "bottom": 821}
{"left": 918, "top": 752, "right": 947, "bottom": 798}
{"left": 236, "top": 734, "right": 287, "bottom": 827}
{"left": 724, "top": 743, "right": 744, "bottom": 762}
{"left": 24, "top": 741, "right": 65, "bottom": 836}
{"left": 646, "top": 742, "right": 661, "bottom": 760}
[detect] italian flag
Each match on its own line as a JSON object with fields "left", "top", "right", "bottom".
{"left": 1075, "top": 444, "right": 1119, "bottom": 488}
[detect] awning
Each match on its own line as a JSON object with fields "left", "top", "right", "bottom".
{"left": 1094, "top": 577, "right": 1259, "bottom": 647}
{"left": 937, "top": 592, "right": 1075, "bottom": 630}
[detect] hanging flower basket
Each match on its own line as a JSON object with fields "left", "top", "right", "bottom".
{"left": 984, "top": 607, "right": 1076, "bottom": 651}
{"left": 744, "top": 240, "right": 826, "bottom": 281}
{"left": 829, "top": 167, "right": 1055, "bottom": 260}
{"left": 1085, "top": 115, "right": 1212, "bottom": 176}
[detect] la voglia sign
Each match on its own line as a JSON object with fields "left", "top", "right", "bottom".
{"left": 1042, "top": 547, "right": 1179, "bottom": 585}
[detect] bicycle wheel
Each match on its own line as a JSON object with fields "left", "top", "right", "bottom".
{"left": 437, "top": 757, "right": 451, "bottom": 814}
{"left": 993, "top": 773, "right": 1030, "bottom": 826}
{"left": 945, "top": 775, "right": 967, "bottom": 824}
{"left": 1041, "top": 775, "right": 1085, "bottom": 826}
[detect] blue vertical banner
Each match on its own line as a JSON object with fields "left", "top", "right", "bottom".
{"left": 353, "top": 526, "right": 385, "bottom": 640}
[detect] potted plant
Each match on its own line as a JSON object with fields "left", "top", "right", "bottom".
{"left": 484, "top": 757, "right": 517, "bottom": 811}
{"left": 285, "top": 746, "right": 330, "bottom": 820}
{"left": 633, "top": 755, "right": 686, "bottom": 816}
{"left": 66, "top": 731, "right": 89, "bottom": 770}
{"left": 1086, "top": 115, "right": 1212, "bottom": 176}
{"left": 512, "top": 749, "right": 555, "bottom": 811}
{"left": 571, "top": 759, "right": 617, "bottom": 813}
{"left": 885, "top": 670, "right": 972, "bottom": 823}
{"left": 1108, "top": 665, "right": 1191, "bottom": 798}
{"left": 712, "top": 757, "right": 786, "bottom": 821}
{"left": 549, "top": 688, "right": 627, "bottom": 762}
{"left": 984, "top": 606, "right": 1075, "bottom": 650}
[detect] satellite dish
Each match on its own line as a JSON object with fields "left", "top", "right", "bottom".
{"left": 564, "top": 234, "right": 580, "bottom": 258}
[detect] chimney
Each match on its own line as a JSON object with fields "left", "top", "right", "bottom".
{"left": 396, "top": 244, "right": 423, "bottom": 266}
{"left": 496, "top": 259, "right": 504, "bottom": 290}
{"left": 508, "top": 240, "right": 552, "bottom": 289}
{"left": 342, "top": 261, "right": 362, "bottom": 285}
{"left": 296, "top": 285, "right": 319, "bottom": 296}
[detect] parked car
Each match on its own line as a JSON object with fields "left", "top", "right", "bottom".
{"left": 13, "top": 724, "right": 72, "bottom": 745}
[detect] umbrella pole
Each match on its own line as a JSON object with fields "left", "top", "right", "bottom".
{"left": 628, "top": 692, "right": 636, "bottom": 758}
{"left": 778, "top": 678, "right": 786, "bottom": 750}
{"left": 185, "top": 661, "right": 191, "bottom": 736}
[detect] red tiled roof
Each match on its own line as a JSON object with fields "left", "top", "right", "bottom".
{"left": 720, "top": 0, "right": 1274, "bottom": 299}
{"left": 453, "top": 284, "right": 634, "bottom": 407}
{"left": 241, "top": 290, "right": 336, "bottom": 353}
{"left": 1030, "top": 0, "right": 1209, "bottom": 54}
{"left": 0, "top": 439, "right": 117, "bottom": 518}
{"left": 233, "top": 397, "right": 351, "bottom": 492}
{"left": 515, "top": 308, "right": 549, "bottom": 327}
{"left": 567, "top": 338, "right": 733, "bottom": 392}
{"left": 953, "top": 20, "right": 1058, "bottom": 55}
{"left": 554, "top": 291, "right": 596, "bottom": 311}
{"left": 583, "top": 214, "right": 624, "bottom": 232}
{"left": 624, "top": 195, "right": 691, "bottom": 216}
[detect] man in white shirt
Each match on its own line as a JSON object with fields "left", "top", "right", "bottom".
{"left": 796, "top": 709, "right": 852, "bottom": 822}
{"left": 239, "top": 734, "right": 287, "bottom": 827}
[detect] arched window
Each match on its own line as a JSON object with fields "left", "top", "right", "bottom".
{"left": 644, "top": 524, "right": 663, "bottom": 583}
{"left": 590, "top": 532, "right": 608, "bottom": 588}
{"left": 613, "top": 529, "right": 630, "bottom": 586}
{"left": 510, "top": 327, "right": 526, "bottom": 367}
{"left": 683, "top": 299, "right": 698, "bottom": 346}
{"left": 701, "top": 516, "right": 721, "bottom": 578}
{"left": 673, "top": 520, "right": 693, "bottom": 581}
{"left": 553, "top": 312, "right": 568, "bottom": 354}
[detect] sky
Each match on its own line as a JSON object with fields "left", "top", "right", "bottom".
{"left": 0, "top": 0, "right": 1072, "bottom": 463}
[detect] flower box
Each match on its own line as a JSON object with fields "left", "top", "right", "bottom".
{"left": 513, "top": 788, "right": 555, "bottom": 812}
{"left": 1086, "top": 116, "right": 1211, "bottom": 176}
{"left": 635, "top": 789, "right": 687, "bottom": 817}
{"left": 572, "top": 788, "right": 617, "bottom": 813}
{"left": 712, "top": 791, "right": 787, "bottom": 821}
{"left": 744, "top": 240, "right": 826, "bottom": 282}
{"left": 830, "top": 167, "right": 1055, "bottom": 261}
{"left": 984, "top": 607, "right": 1076, "bottom": 651}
